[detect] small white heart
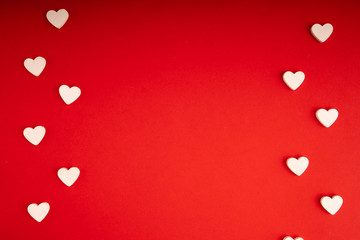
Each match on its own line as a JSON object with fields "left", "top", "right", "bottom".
{"left": 58, "top": 167, "right": 80, "bottom": 187}
{"left": 24, "top": 57, "right": 46, "bottom": 76}
{"left": 283, "top": 237, "right": 304, "bottom": 240}
{"left": 320, "top": 195, "right": 343, "bottom": 215}
{"left": 59, "top": 85, "right": 81, "bottom": 105}
{"left": 286, "top": 157, "right": 309, "bottom": 176}
{"left": 23, "top": 126, "right": 46, "bottom": 145}
{"left": 316, "top": 108, "right": 338, "bottom": 128}
{"left": 311, "top": 23, "right": 333, "bottom": 43}
{"left": 46, "top": 9, "right": 69, "bottom": 29}
{"left": 283, "top": 71, "right": 305, "bottom": 90}
{"left": 27, "top": 202, "right": 50, "bottom": 222}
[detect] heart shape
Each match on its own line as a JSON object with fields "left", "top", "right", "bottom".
{"left": 283, "top": 237, "right": 304, "bottom": 240}
{"left": 283, "top": 236, "right": 304, "bottom": 240}
{"left": 320, "top": 195, "right": 343, "bottom": 215}
{"left": 311, "top": 23, "right": 333, "bottom": 43}
{"left": 283, "top": 71, "right": 305, "bottom": 90}
{"left": 24, "top": 56, "right": 46, "bottom": 76}
{"left": 46, "top": 9, "right": 69, "bottom": 29}
{"left": 286, "top": 157, "right": 309, "bottom": 176}
{"left": 316, "top": 108, "right": 338, "bottom": 128}
{"left": 58, "top": 167, "right": 80, "bottom": 187}
{"left": 23, "top": 126, "right": 46, "bottom": 145}
{"left": 59, "top": 85, "right": 81, "bottom": 105}
{"left": 27, "top": 202, "right": 50, "bottom": 222}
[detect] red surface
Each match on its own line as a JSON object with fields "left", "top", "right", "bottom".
{"left": 1, "top": 1, "right": 360, "bottom": 239}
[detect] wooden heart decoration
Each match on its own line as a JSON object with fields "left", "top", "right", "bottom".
{"left": 282, "top": 71, "right": 305, "bottom": 90}
{"left": 283, "top": 237, "right": 304, "bottom": 240}
{"left": 320, "top": 195, "right": 343, "bottom": 215}
{"left": 46, "top": 9, "right": 69, "bottom": 29}
{"left": 286, "top": 156, "right": 309, "bottom": 176}
{"left": 58, "top": 167, "right": 80, "bottom": 187}
{"left": 316, "top": 109, "right": 338, "bottom": 128}
{"left": 311, "top": 23, "right": 333, "bottom": 43}
{"left": 24, "top": 57, "right": 46, "bottom": 76}
{"left": 59, "top": 85, "right": 81, "bottom": 105}
{"left": 27, "top": 202, "right": 50, "bottom": 222}
{"left": 23, "top": 126, "right": 46, "bottom": 145}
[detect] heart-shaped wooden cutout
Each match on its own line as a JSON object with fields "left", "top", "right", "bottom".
{"left": 59, "top": 85, "right": 81, "bottom": 105}
{"left": 283, "top": 237, "right": 304, "bottom": 240}
{"left": 24, "top": 57, "right": 46, "bottom": 76}
{"left": 282, "top": 71, "right": 305, "bottom": 90}
{"left": 46, "top": 9, "right": 69, "bottom": 29}
{"left": 23, "top": 126, "right": 46, "bottom": 145}
{"left": 316, "top": 108, "right": 338, "bottom": 128}
{"left": 27, "top": 202, "right": 50, "bottom": 222}
{"left": 311, "top": 23, "right": 333, "bottom": 43}
{"left": 286, "top": 157, "right": 309, "bottom": 176}
{"left": 58, "top": 167, "right": 80, "bottom": 187}
{"left": 320, "top": 195, "right": 343, "bottom": 215}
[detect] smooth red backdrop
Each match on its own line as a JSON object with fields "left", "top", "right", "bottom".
{"left": 1, "top": 0, "right": 360, "bottom": 239}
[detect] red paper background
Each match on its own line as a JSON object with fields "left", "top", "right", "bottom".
{"left": 1, "top": 0, "right": 360, "bottom": 239}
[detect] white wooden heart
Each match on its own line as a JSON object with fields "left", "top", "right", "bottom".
{"left": 286, "top": 157, "right": 309, "bottom": 176}
{"left": 46, "top": 9, "right": 69, "bottom": 29}
{"left": 23, "top": 126, "right": 46, "bottom": 145}
{"left": 283, "top": 237, "right": 304, "bottom": 240}
{"left": 59, "top": 85, "right": 81, "bottom": 105}
{"left": 27, "top": 202, "right": 50, "bottom": 222}
{"left": 58, "top": 167, "right": 80, "bottom": 187}
{"left": 311, "top": 23, "right": 333, "bottom": 43}
{"left": 24, "top": 57, "right": 46, "bottom": 76}
{"left": 320, "top": 195, "right": 343, "bottom": 215}
{"left": 283, "top": 71, "right": 305, "bottom": 90}
{"left": 316, "top": 108, "right": 338, "bottom": 128}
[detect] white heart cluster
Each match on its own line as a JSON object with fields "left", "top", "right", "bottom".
{"left": 281, "top": 22, "right": 342, "bottom": 239}
{"left": 19, "top": 11, "right": 345, "bottom": 240}
{"left": 23, "top": 9, "right": 81, "bottom": 223}
{"left": 23, "top": 10, "right": 80, "bottom": 106}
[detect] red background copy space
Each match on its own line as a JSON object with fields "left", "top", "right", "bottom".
{"left": 1, "top": 0, "right": 360, "bottom": 239}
